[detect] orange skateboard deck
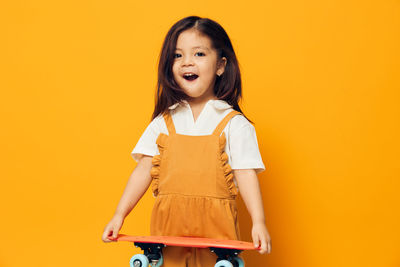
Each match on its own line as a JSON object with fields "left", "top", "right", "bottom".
{"left": 110, "top": 234, "right": 258, "bottom": 267}
{"left": 110, "top": 234, "right": 257, "bottom": 250}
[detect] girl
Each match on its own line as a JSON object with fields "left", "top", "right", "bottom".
{"left": 102, "top": 16, "right": 271, "bottom": 265}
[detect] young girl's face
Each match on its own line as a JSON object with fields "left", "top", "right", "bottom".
{"left": 172, "top": 29, "right": 226, "bottom": 101}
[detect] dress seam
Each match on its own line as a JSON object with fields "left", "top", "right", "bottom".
{"left": 157, "top": 192, "right": 235, "bottom": 201}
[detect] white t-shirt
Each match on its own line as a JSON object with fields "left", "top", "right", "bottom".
{"left": 131, "top": 99, "right": 266, "bottom": 175}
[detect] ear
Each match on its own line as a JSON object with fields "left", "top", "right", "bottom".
{"left": 216, "top": 57, "right": 227, "bottom": 76}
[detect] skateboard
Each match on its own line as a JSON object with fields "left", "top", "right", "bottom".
{"left": 109, "top": 234, "right": 259, "bottom": 267}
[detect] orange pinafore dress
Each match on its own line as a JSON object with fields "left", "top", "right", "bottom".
{"left": 149, "top": 109, "right": 242, "bottom": 267}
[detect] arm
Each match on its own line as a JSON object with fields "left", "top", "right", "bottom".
{"left": 234, "top": 169, "right": 271, "bottom": 254}
{"left": 114, "top": 155, "right": 153, "bottom": 218}
{"left": 102, "top": 155, "right": 153, "bottom": 242}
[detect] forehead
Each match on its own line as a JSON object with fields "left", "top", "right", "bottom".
{"left": 175, "top": 29, "right": 214, "bottom": 50}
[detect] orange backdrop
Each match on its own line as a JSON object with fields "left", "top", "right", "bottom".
{"left": 1, "top": 0, "right": 399, "bottom": 266}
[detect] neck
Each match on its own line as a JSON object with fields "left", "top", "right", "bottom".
{"left": 190, "top": 96, "right": 217, "bottom": 105}
{"left": 187, "top": 91, "right": 218, "bottom": 108}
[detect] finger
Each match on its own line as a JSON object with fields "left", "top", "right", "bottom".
{"left": 102, "top": 228, "right": 112, "bottom": 242}
{"left": 265, "top": 239, "right": 271, "bottom": 254}
{"left": 112, "top": 226, "right": 120, "bottom": 239}
{"left": 260, "top": 237, "right": 267, "bottom": 254}
{"left": 253, "top": 233, "right": 260, "bottom": 249}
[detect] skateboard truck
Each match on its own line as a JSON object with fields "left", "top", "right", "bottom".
{"left": 210, "top": 247, "right": 244, "bottom": 267}
{"left": 132, "top": 242, "right": 165, "bottom": 267}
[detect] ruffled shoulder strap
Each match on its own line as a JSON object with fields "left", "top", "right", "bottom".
{"left": 212, "top": 110, "right": 241, "bottom": 136}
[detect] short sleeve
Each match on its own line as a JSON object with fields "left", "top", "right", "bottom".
{"left": 229, "top": 124, "right": 266, "bottom": 174}
{"left": 130, "top": 116, "right": 161, "bottom": 162}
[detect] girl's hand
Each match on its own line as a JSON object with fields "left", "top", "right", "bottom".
{"left": 102, "top": 214, "right": 125, "bottom": 242}
{"left": 252, "top": 222, "right": 271, "bottom": 254}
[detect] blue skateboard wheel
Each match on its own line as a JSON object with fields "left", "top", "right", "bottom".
{"left": 233, "top": 257, "right": 245, "bottom": 267}
{"left": 215, "top": 260, "right": 234, "bottom": 267}
{"left": 154, "top": 254, "right": 163, "bottom": 267}
{"left": 130, "top": 254, "right": 149, "bottom": 267}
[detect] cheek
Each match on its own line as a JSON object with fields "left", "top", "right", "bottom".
{"left": 172, "top": 65, "right": 180, "bottom": 81}
{"left": 200, "top": 66, "right": 216, "bottom": 80}
{"left": 199, "top": 61, "right": 217, "bottom": 76}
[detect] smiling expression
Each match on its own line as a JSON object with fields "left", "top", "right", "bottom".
{"left": 172, "top": 29, "right": 227, "bottom": 100}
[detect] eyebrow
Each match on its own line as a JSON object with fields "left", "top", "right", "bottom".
{"left": 175, "top": 46, "right": 211, "bottom": 51}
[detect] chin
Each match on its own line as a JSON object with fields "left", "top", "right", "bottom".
{"left": 179, "top": 87, "right": 201, "bottom": 97}
{"left": 183, "top": 90, "right": 206, "bottom": 98}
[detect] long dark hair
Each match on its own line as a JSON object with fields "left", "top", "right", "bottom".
{"left": 151, "top": 16, "right": 253, "bottom": 124}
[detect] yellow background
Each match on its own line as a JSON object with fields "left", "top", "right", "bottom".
{"left": 1, "top": 0, "right": 399, "bottom": 266}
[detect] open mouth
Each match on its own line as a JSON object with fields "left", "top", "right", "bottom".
{"left": 183, "top": 73, "right": 199, "bottom": 81}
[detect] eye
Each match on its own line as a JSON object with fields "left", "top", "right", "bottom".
{"left": 174, "top": 53, "right": 182, "bottom": 58}
{"left": 195, "top": 52, "right": 205, "bottom": 56}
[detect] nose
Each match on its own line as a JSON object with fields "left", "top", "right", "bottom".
{"left": 181, "top": 55, "right": 194, "bottom": 67}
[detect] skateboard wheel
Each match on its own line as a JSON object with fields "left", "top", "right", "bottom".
{"left": 153, "top": 255, "right": 163, "bottom": 267}
{"left": 130, "top": 254, "right": 149, "bottom": 267}
{"left": 233, "top": 257, "right": 244, "bottom": 267}
{"left": 215, "top": 260, "right": 234, "bottom": 267}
